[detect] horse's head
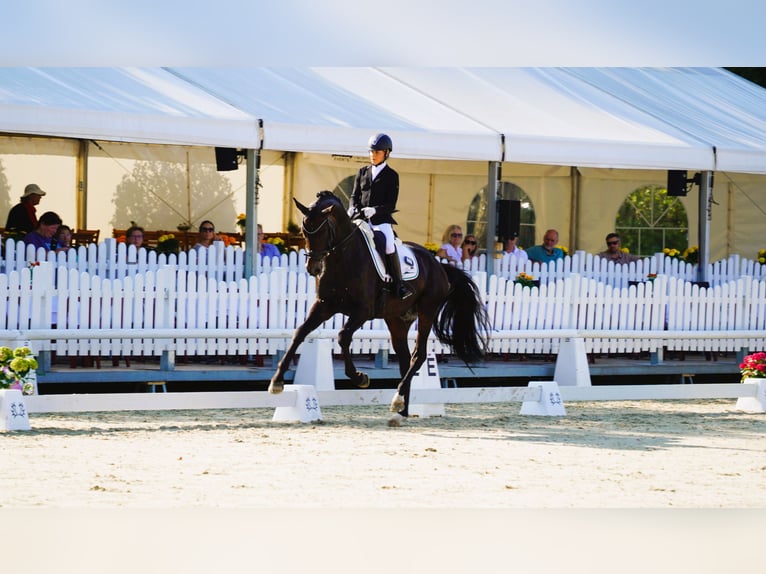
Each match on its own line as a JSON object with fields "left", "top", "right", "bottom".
{"left": 294, "top": 191, "right": 351, "bottom": 277}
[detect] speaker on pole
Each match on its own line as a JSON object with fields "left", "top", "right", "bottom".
{"left": 496, "top": 199, "right": 521, "bottom": 241}
{"left": 667, "top": 170, "right": 688, "bottom": 196}
{"left": 215, "top": 147, "right": 239, "bottom": 171}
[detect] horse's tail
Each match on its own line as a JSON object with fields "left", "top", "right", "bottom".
{"left": 433, "top": 264, "right": 490, "bottom": 365}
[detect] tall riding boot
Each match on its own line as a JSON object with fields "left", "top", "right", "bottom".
{"left": 385, "top": 252, "right": 413, "bottom": 300}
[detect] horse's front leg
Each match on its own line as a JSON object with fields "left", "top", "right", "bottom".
{"left": 338, "top": 315, "right": 371, "bottom": 389}
{"left": 269, "top": 302, "right": 331, "bottom": 394}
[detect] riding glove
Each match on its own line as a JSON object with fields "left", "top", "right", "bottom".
{"left": 347, "top": 206, "right": 356, "bottom": 218}
{"left": 362, "top": 207, "right": 376, "bottom": 219}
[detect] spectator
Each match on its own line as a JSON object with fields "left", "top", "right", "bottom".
{"left": 23, "top": 211, "right": 61, "bottom": 251}
{"left": 125, "top": 225, "right": 144, "bottom": 250}
{"left": 597, "top": 232, "right": 641, "bottom": 264}
{"left": 435, "top": 224, "right": 464, "bottom": 264}
{"left": 526, "top": 229, "right": 565, "bottom": 264}
{"left": 461, "top": 233, "right": 479, "bottom": 263}
{"left": 258, "top": 224, "right": 281, "bottom": 259}
{"left": 502, "top": 232, "right": 529, "bottom": 264}
{"left": 53, "top": 224, "right": 73, "bottom": 252}
{"left": 5, "top": 183, "right": 46, "bottom": 234}
{"left": 193, "top": 220, "right": 217, "bottom": 251}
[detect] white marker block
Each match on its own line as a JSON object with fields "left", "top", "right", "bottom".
{"left": 736, "top": 379, "right": 766, "bottom": 413}
{"left": 0, "top": 389, "right": 32, "bottom": 431}
{"left": 554, "top": 337, "right": 592, "bottom": 387}
{"left": 408, "top": 352, "right": 445, "bottom": 418}
{"left": 520, "top": 381, "right": 566, "bottom": 416}
{"left": 272, "top": 384, "right": 322, "bottom": 423}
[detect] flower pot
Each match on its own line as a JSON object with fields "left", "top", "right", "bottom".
{"left": 0, "top": 388, "right": 31, "bottom": 431}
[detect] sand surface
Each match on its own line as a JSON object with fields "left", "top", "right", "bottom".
{"left": 4, "top": 399, "right": 766, "bottom": 508}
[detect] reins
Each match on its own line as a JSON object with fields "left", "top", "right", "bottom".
{"left": 302, "top": 211, "right": 358, "bottom": 260}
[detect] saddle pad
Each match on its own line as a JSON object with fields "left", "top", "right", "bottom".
{"left": 354, "top": 220, "right": 419, "bottom": 282}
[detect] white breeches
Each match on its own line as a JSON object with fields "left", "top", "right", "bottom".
{"left": 372, "top": 222, "right": 395, "bottom": 254}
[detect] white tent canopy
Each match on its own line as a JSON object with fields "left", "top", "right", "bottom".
{"left": 2, "top": 67, "right": 766, "bottom": 173}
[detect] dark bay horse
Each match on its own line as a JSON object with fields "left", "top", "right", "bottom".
{"left": 268, "top": 191, "right": 489, "bottom": 425}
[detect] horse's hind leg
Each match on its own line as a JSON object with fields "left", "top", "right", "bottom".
{"left": 385, "top": 317, "right": 415, "bottom": 417}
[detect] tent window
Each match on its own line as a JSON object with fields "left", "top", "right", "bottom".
{"left": 616, "top": 185, "right": 688, "bottom": 257}
{"left": 467, "top": 183, "right": 536, "bottom": 251}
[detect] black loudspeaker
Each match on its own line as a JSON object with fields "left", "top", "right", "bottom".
{"left": 215, "top": 147, "right": 239, "bottom": 171}
{"left": 667, "top": 170, "right": 688, "bottom": 196}
{"left": 496, "top": 199, "right": 521, "bottom": 240}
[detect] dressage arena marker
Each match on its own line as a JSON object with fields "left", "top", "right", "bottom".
{"left": 554, "top": 338, "right": 592, "bottom": 387}
{"left": 0, "top": 389, "right": 32, "bottom": 431}
{"left": 293, "top": 338, "right": 335, "bottom": 391}
{"left": 408, "top": 351, "right": 446, "bottom": 418}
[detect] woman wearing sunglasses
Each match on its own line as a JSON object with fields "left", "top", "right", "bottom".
{"left": 461, "top": 234, "right": 479, "bottom": 263}
{"left": 435, "top": 224, "right": 464, "bottom": 265}
{"left": 193, "top": 220, "right": 218, "bottom": 251}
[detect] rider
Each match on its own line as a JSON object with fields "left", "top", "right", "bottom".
{"left": 347, "top": 133, "right": 412, "bottom": 300}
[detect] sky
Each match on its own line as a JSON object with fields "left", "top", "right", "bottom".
{"left": 1, "top": 0, "right": 764, "bottom": 67}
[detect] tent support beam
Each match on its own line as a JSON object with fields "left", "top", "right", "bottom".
{"left": 76, "top": 139, "right": 88, "bottom": 229}
{"left": 244, "top": 147, "right": 261, "bottom": 278}
{"left": 485, "top": 161, "right": 501, "bottom": 275}
{"left": 697, "top": 170, "right": 713, "bottom": 283}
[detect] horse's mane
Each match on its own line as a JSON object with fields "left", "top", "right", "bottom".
{"left": 312, "top": 190, "right": 343, "bottom": 211}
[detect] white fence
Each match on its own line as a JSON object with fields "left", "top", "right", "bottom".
{"left": 3, "top": 237, "right": 766, "bottom": 288}
{"left": 2, "top": 262, "right": 765, "bottom": 359}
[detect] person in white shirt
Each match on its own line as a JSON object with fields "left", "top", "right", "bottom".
{"left": 503, "top": 232, "right": 529, "bottom": 264}
{"left": 436, "top": 224, "right": 464, "bottom": 265}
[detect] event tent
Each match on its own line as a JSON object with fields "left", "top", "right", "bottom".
{"left": 2, "top": 67, "right": 766, "bottom": 174}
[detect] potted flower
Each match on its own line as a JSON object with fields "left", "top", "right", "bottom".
{"left": 683, "top": 245, "right": 699, "bottom": 264}
{"left": 663, "top": 247, "right": 683, "bottom": 260}
{"left": 514, "top": 272, "right": 538, "bottom": 288}
{"left": 0, "top": 346, "right": 37, "bottom": 395}
{"left": 156, "top": 234, "right": 180, "bottom": 256}
{"left": 739, "top": 352, "right": 766, "bottom": 382}
{"left": 757, "top": 249, "right": 766, "bottom": 265}
{"left": 424, "top": 242, "right": 440, "bottom": 255}
{"left": 236, "top": 213, "right": 246, "bottom": 233}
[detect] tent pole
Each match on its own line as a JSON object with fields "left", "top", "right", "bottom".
{"left": 486, "top": 161, "right": 501, "bottom": 275}
{"left": 76, "top": 139, "right": 88, "bottom": 229}
{"left": 697, "top": 170, "right": 713, "bottom": 283}
{"left": 244, "top": 147, "right": 261, "bottom": 278}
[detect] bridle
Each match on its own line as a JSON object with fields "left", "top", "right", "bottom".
{"left": 302, "top": 206, "right": 357, "bottom": 262}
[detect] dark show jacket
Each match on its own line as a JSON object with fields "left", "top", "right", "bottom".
{"left": 350, "top": 163, "right": 399, "bottom": 225}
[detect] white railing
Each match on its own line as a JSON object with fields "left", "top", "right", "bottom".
{"left": 2, "top": 263, "right": 765, "bottom": 359}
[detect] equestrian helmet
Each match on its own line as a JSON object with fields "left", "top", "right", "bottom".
{"left": 368, "top": 133, "right": 393, "bottom": 152}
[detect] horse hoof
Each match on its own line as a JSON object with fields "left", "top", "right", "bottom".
{"left": 268, "top": 380, "right": 284, "bottom": 394}
{"left": 390, "top": 393, "right": 405, "bottom": 412}
{"left": 388, "top": 413, "right": 406, "bottom": 427}
{"left": 356, "top": 372, "right": 370, "bottom": 389}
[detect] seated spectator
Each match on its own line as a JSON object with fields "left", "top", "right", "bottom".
{"left": 435, "top": 224, "right": 464, "bottom": 264}
{"left": 526, "top": 229, "right": 565, "bottom": 264}
{"left": 597, "top": 232, "right": 641, "bottom": 264}
{"left": 502, "top": 232, "right": 529, "bottom": 264}
{"left": 193, "top": 220, "right": 218, "bottom": 251}
{"left": 23, "top": 211, "right": 61, "bottom": 251}
{"left": 461, "top": 233, "right": 479, "bottom": 263}
{"left": 125, "top": 225, "right": 144, "bottom": 250}
{"left": 53, "top": 224, "right": 73, "bottom": 252}
{"left": 5, "top": 183, "right": 46, "bottom": 235}
{"left": 258, "top": 224, "right": 281, "bottom": 259}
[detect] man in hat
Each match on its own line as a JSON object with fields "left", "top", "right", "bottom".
{"left": 5, "top": 183, "right": 46, "bottom": 234}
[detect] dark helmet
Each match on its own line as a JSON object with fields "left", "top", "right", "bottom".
{"left": 368, "top": 133, "right": 393, "bottom": 152}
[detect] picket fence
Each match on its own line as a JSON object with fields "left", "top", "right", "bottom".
{"left": 2, "top": 262, "right": 765, "bottom": 359}
{"left": 2, "top": 237, "right": 766, "bottom": 288}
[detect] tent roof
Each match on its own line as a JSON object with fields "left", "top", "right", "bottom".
{"left": 1, "top": 67, "right": 766, "bottom": 173}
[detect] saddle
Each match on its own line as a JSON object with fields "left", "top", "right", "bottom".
{"left": 353, "top": 220, "right": 419, "bottom": 282}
